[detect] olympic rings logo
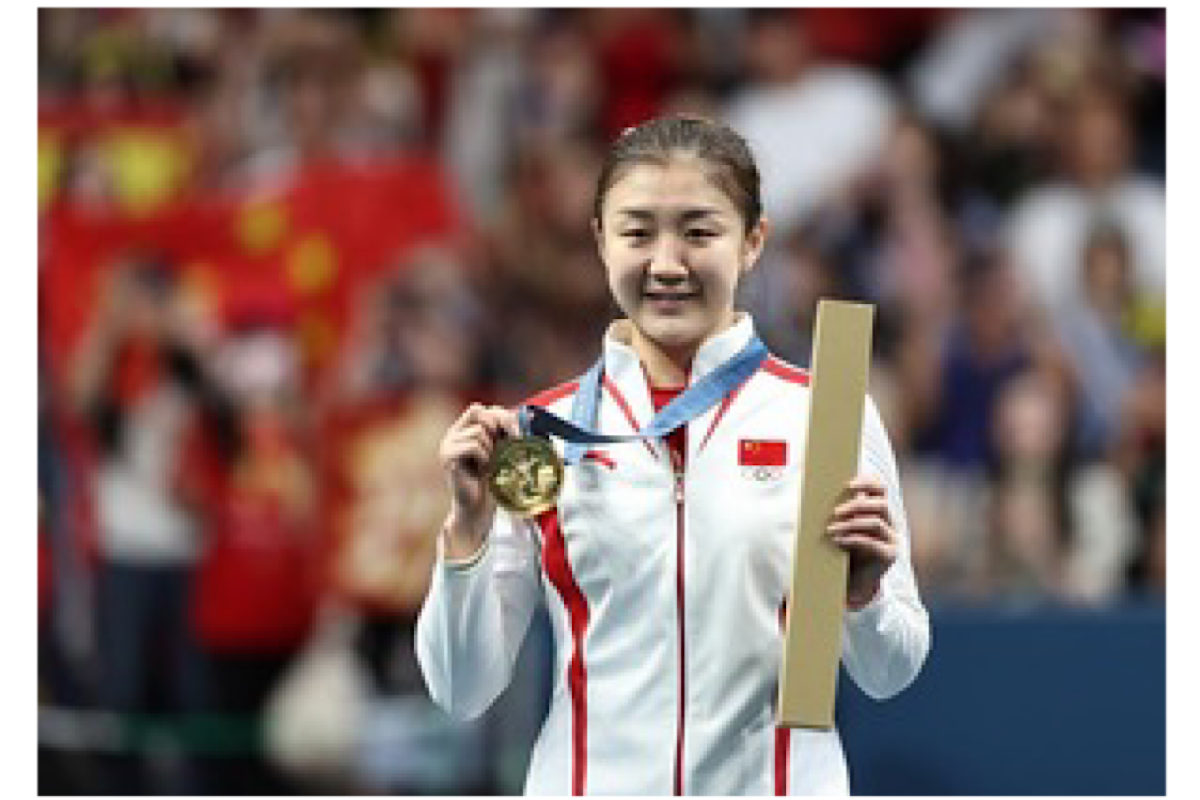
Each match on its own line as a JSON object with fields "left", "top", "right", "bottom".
{"left": 741, "top": 465, "right": 783, "bottom": 483}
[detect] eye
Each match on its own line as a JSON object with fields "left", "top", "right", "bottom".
{"left": 622, "top": 229, "right": 651, "bottom": 243}
{"left": 686, "top": 229, "right": 718, "bottom": 241}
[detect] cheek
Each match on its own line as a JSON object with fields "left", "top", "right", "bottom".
{"left": 695, "top": 249, "right": 743, "bottom": 298}
{"left": 604, "top": 257, "right": 643, "bottom": 304}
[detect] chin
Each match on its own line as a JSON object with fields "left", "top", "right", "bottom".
{"left": 640, "top": 316, "right": 708, "bottom": 352}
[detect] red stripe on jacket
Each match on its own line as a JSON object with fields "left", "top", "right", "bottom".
{"left": 540, "top": 508, "right": 590, "bottom": 795}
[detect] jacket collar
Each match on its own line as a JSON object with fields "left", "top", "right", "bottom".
{"left": 599, "top": 313, "right": 757, "bottom": 427}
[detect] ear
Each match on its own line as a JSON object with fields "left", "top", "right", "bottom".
{"left": 740, "top": 215, "right": 771, "bottom": 277}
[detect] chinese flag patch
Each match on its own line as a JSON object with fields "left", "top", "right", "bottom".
{"left": 738, "top": 439, "right": 787, "bottom": 466}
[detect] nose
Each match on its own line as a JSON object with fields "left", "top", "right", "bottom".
{"left": 647, "top": 237, "right": 690, "bottom": 285}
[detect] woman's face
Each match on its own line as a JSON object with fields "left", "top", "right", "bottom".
{"left": 595, "top": 158, "right": 767, "bottom": 358}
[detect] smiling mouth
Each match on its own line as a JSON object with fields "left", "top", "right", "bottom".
{"left": 644, "top": 291, "right": 699, "bottom": 302}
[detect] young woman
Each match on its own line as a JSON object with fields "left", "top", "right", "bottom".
{"left": 417, "top": 116, "right": 930, "bottom": 795}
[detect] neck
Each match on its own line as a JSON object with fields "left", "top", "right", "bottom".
{"left": 631, "top": 327, "right": 693, "bottom": 388}
{"left": 628, "top": 311, "right": 740, "bottom": 389}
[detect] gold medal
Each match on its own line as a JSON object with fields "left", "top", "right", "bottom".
{"left": 488, "top": 436, "right": 565, "bottom": 518}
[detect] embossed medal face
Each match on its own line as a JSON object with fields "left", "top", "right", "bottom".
{"left": 488, "top": 436, "right": 564, "bottom": 518}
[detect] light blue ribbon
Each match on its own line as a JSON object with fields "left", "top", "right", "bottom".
{"left": 519, "top": 336, "right": 769, "bottom": 464}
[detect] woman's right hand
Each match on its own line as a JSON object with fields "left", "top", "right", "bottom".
{"left": 438, "top": 403, "right": 522, "bottom": 557}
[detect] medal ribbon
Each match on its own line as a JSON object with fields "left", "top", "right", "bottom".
{"left": 518, "top": 335, "right": 769, "bottom": 465}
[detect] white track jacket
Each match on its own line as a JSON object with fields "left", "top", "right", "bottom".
{"left": 416, "top": 315, "right": 931, "bottom": 795}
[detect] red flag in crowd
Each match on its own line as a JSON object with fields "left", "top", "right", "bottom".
{"left": 40, "top": 144, "right": 467, "bottom": 386}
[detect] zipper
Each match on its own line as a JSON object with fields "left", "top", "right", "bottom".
{"left": 672, "top": 458, "right": 687, "bottom": 795}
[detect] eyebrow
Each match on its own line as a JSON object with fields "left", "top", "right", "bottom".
{"left": 615, "top": 207, "right": 725, "bottom": 222}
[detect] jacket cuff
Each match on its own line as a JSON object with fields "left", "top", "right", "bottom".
{"left": 845, "top": 581, "right": 885, "bottom": 618}
{"left": 440, "top": 528, "right": 491, "bottom": 573}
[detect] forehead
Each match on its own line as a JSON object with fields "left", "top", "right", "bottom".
{"left": 604, "top": 158, "right": 739, "bottom": 216}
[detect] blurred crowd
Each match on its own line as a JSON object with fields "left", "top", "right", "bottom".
{"left": 38, "top": 7, "right": 1165, "bottom": 795}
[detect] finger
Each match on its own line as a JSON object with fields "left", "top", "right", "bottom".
{"left": 448, "top": 403, "right": 487, "bottom": 436}
{"left": 831, "top": 495, "right": 891, "bottom": 522}
{"left": 828, "top": 516, "right": 894, "bottom": 542}
{"left": 444, "top": 420, "right": 489, "bottom": 451}
{"left": 461, "top": 426, "right": 497, "bottom": 464}
{"left": 447, "top": 439, "right": 490, "bottom": 477}
{"left": 459, "top": 406, "right": 499, "bottom": 440}
{"left": 845, "top": 475, "right": 886, "bottom": 496}
{"left": 828, "top": 531, "right": 897, "bottom": 560}
{"left": 480, "top": 405, "right": 523, "bottom": 442}
{"left": 445, "top": 427, "right": 496, "bottom": 470}
{"left": 476, "top": 406, "right": 512, "bottom": 441}
{"left": 497, "top": 407, "right": 522, "bottom": 440}
{"left": 453, "top": 419, "right": 504, "bottom": 453}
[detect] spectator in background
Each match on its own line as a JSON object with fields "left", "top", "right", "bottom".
{"left": 334, "top": 245, "right": 490, "bottom": 403}
{"left": 587, "top": 8, "right": 688, "bottom": 139}
{"left": 516, "top": 11, "right": 603, "bottom": 149}
{"left": 1054, "top": 223, "right": 1148, "bottom": 460}
{"left": 184, "top": 299, "right": 321, "bottom": 795}
{"left": 904, "top": 249, "right": 1034, "bottom": 601}
{"left": 869, "top": 111, "right": 961, "bottom": 332}
{"left": 915, "top": 248, "right": 1032, "bottom": 472}
{"left": 1048, "top": 224, "right": 1159, "bottom": 604}
{"left": 984, "top": 368, "right": 1072, "bottom": 602}
{"left": 64, "top": 255, "right": 213, "bottom": 793}
{"left": 235, "top": 9, "right": 369, "bottom": 191}
{"left": 442, "top": 9, "right": 532, "bottom": 224}
{"left": 957, "top": 51, "right": 1057, "bottom": 211}
{"left": 907, "top": 8, "right": 1073, "bottom": 137}
{"left": 383, "top": 8, "right": 477, "bottom": 149}
{"left": 181, "top": 11, "right": 262, "bottom": 193}
{"left": 487, "top": 133, "right": 613, "bottom": 400}
{"left": 723, "top": 8, "right": 896, "bottom": 236}
{"left": 745, "top": 107, "right": 960, "bottom": 361}
{"left": 1005, "top": 69, "right": 1165, "bottom": 314}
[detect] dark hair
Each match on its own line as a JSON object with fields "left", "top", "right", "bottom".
{"left": 593, "top": 115, "right": 763, "bottom": 233}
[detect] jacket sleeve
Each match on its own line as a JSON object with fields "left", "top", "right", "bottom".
{"left": 415, "top": 510, "right": 543, "bottom": 720}
{"left": 839, "top": 395, "right": 932, "bottom": 700}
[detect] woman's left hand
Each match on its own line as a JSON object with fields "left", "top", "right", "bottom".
{"left": 827, "top": 475, "right": 898, "bottom": 610}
